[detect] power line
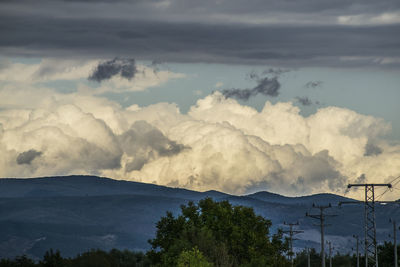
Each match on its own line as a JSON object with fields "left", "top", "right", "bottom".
{"left": 376, "top": 175, "right": 400, "bottom": 200}
{"left": 375, "top": 187, "right": 392, "bottom": 201}
{"left": 388, "top": 175, "right": 400, "bottom": 184}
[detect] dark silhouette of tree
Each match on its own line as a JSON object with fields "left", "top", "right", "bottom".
{"left": 0, "top": 255, "right": 36, "bottom": 267}
{"left": 331, "top": 253, "right": 353, "bottom": 267}
{"left": 378, "top": 241, "right": 400, "bottom": 267}
{"left": 294, "top": 248, "right": 321, "bottom": 267}
{"left": 108, "top": 249, "right": 151, "bottom": 267}
{"left": 294, "top": 248, "right": 356, "bottom": 267}
{"left": 148, "top": 197, "right": 290, "bottom": 266}
{"left": 0, "top": 249, "right": 150, "bottom": 267}
{"left": 40, "top": 249, "right": 64, "bottom": 267}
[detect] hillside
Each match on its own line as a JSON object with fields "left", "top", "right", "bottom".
{"left": 0, "top": 175, "right": 398, "bottom": 259}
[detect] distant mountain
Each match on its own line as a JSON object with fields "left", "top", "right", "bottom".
{"left": 0, "top": 175, "right": 398, "bottom": 260}
{"left": 247, "top": 191, "right": 353, "bottom": 205}
{"left": 0, "top": 175, "right": 228, "bottom": 199}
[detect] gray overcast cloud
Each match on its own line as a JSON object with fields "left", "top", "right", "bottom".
{"left": 0, "top": 0, "right": 399, "bottom": 67}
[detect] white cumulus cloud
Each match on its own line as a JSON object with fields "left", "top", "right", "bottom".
{"left": 0, "top": 89, "right": 399, "bottom": 199}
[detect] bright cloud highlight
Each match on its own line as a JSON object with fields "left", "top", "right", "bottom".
{"left": 0, "top": 87, "right": 399, "bottom": 199}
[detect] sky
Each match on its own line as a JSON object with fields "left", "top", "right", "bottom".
{"left": 0, "top": 0, "right": 400, "bottom": 200}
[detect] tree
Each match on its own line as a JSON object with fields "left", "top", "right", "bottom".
{"left": 294, "top": 248, "right": 321, "bottom": 267}
{"left": 148, "top": 198, "right": 290, "bottom": 267}
{"left": 40, "top": 249, "right": 64, "bottom": 267}
{"left": 378, "top": 241, "right": 400, "bottom": 267}
{"left": 177, "top": 247, "right": 212, "bottom": 267}
{"left": 14, "top": 255, "right": 36, "bottom": 267}
{"left": 66, "top": 249, "right": 114, "bottom": 267}
{"left": 108, "top": 249, "right": 151, "bottom": 267}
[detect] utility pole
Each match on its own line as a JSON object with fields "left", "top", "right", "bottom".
{"left": 347, "top": 183, "right": 392, "bottom": 267}
{"left": 307, "top": 247, "right": 311, "bottom": 267}
{"left": 353, "top": 234, "right": 360, "bottom": 267}
{"left": 283, "top": 222, "right": 304, "bottom": 267}
{"left": 327, "top": 241, "right": 333, "bottom": 267}
{"left": 389, "top": 218, "right": 398, "bottom": 267}
{"left": 306, "top": 203, "right": 337, "bottom": 267}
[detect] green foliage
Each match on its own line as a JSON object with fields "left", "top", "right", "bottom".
{"left": 293, "top": 248, "right": 321, "bottom": 267}
{"left": 40, "top": 249, "right": 64, "bottom": 267}
{"left": 0, "top": 249, "right": 150, "bottom": 267}
{"left": 148, "top": 197, "right": 290, "bottom": 267}
{"left": 378, "top": 241, "right": 400, "bottom": 267}
{"left": 67, "top": 249, "right": 114, "bottom": 267}
{"left": 0, "top": 255, "right": 36, "bottom": 267}
{"left": 177, "top": 247, "right": 213, "bottom": 267}
{"left": 294, "top": 248, "right": 362, "bottom": 267}
{"left": 65, "top": 249, "right": 150, "bottom": 267}
{"left": 331, "top": 253, "right": 353, "bottom": 267}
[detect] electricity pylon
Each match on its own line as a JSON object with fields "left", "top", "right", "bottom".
{"left": 346, "top": 183, "right": 392, "bottom": 267}
{"left": 283, "top": 221, "right": 304, "bottom": 267}
{"left": 306, "top": 203, "right": 337, "bottom": 267}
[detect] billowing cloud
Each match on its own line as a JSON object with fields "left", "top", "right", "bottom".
{"left": 0, "top": 87, "right": 399, "bottom": 198}
{"left": 89, "top": 58, "right": 137, "bottom": 82}
{"left": 222, "top": 77, "right": 280, "bottom": 100}
{"left": 16, "top": 149, "right": 42, "bottom": 165}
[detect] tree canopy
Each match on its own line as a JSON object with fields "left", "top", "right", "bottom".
{"left": 147, "top": 197, "right": 289, "bottom": 267}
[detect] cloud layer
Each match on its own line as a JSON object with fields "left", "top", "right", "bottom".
{"left": 0, "top": 87, "right": 399, "bottom": 198}
{"left": 0, "top": 0, "right": 399, "bottom": 68}
{"left": 0, "top": 59, "right": 184, "bottom": 94}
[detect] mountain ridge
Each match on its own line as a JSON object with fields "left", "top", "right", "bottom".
{"left": 0, "top": 175, "right": 397, "bottom": 260}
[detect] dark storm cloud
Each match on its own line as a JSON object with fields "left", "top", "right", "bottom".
{"left": 222, "top": 76, "right": 280, "bottom": 100}
{"left": 0, "top": 0, "right": 400, "bottom": 68}
{"left": 16, "top": 149, "right": 42, "bottom": 165}
{"left": 3, "top": 0, "right": 398, "bottom": 17}
{"left": 262, "top": 68, "right": 291, "bottom": 76}
{"left": 89, "top": 58, "right": 137, "bottom": 82}
{"left": 305, "top": 81, "right": 323, "bottom": 89}
{"left": 295, "top": 96, "right": 313, "bottom": 106}
{"left": 247, "top": 68, "right": 289, "bottom": 81}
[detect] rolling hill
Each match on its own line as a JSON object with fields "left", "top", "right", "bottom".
{"left": 0, "top": 175, "right": 398, "bottom": 259}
